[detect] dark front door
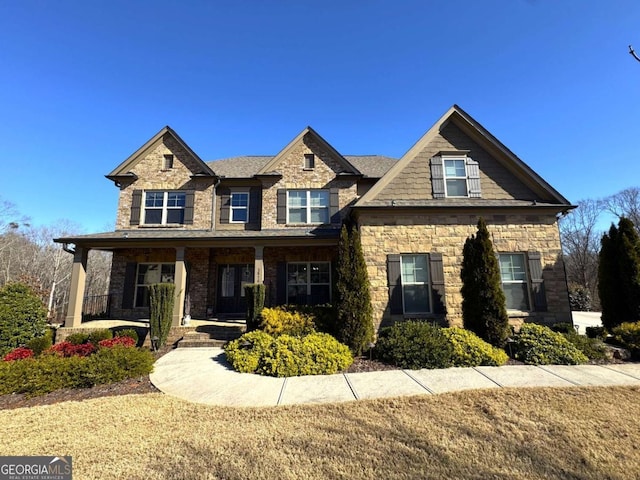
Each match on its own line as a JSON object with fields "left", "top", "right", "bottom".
{"left": 217, "top": 264, "right": 254, "bottom": 314}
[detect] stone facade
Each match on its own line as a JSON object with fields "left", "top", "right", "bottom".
{"left": 358, "top": 211, "right": 571, "bottom": 331}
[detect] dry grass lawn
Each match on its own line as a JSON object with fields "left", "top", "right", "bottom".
{"left": 1, "top": 387, "right": 639, "bottom": 479}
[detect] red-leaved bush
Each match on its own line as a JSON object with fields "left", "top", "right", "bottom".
{"left": 3, "top": 347, "right": 34, "bottom": 362}
{"left": 49, "top": 341, "right": 96, "bottom": 358}
{"left": 98, "top": 336, "right": 136, "bottom": 348}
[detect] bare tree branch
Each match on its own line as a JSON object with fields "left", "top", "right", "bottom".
{"left": 629, "top": 45, "right": 640, "bottom": 62}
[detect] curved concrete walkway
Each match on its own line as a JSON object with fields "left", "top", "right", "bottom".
{"left": 149, "top": 348, "right": 640, "bottom": 407}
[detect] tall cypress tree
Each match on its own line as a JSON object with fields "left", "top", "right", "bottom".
{"left": 335, "top": 223, "right": 374, "bottom": 355}
{"left": 460, "top": 217, "right": 510, "bottom": 347}
{"left": 598, "top": 217, "right": 640, "bottom": 329}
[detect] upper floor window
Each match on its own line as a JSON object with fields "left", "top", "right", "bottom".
{"left": 230, "top": 192, "right": 249, "bottom": 223}
{"left": 304, "top": 153, "right": 315, "bottom": 169}
{"left": 499, "top": 253, "right": 531, "bottom": 311}
{"left": 444, "top": 158, "right": 468, "bottom": 197}
{"left": 287, "top": 190, "right": 329, "bottom": 224}
{"left": 144, "top": 191, "right": 186, "bottom": 225}
{"left": 162, "top": 154, "right": 174, "bottom": 170}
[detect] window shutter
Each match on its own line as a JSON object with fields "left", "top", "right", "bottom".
{"left": 277, "top": 262, "right": 287, "bottom": 305}
{"left": 429, "top": 253, "right": 447, "bottom": 315}
{"left": 249, "top": 187, "right": 261, "bottom": 225}
{"left": 277, "top": 189, "right": 286, "bottom": 224}
{"left": 387, "top": 255, "right": 403, "bottom": 314}
{"left": 430, "top": 157, "right": 445, "bottom": 198}
{"left": 184, "top": 191, "right": 195, "bottom": 224}
{"left": 130, "top": 190, "right": 142, "bottom": 225}
{"left": 219, "top": 188, "right": 230, "bottom": 224}
{"left": 330, "top": 188, "right": 340, "bottom": 224}
{"left": 527, "top": 251, "right": 547, "bottom": 312}
{"left": 122, "top": 262, "right": 137, "bottom": 309}
{"left": 466, "top": 158, "right": 481, "bottom": 198}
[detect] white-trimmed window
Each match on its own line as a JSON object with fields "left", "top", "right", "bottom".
{"left": 134, "top": 263, "right": 175, "bottom": 308}
{"left": 304, "top": 153, "right": 315, "bottom": 169}
{"left": 143, "top": 191, "right": 186, "bottom": 225}
{"left": 230, "top": 192, "right": 249, "bottom": 223}
{"left": 287, "top": 190, "right": 329, "bottom": 224}
{"left": 287, "top": 262, "right": 331, "bottom": 305}
{"left": 443, "top": 157, "right": 469, "bottom": 197}
{"left": 401, "top": 255, "right": 431, "bottom": 314}
{"left": 499, "top": 253, "right": 531, "bottom": 311}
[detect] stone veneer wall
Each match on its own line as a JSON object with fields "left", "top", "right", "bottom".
{"left": 261, "top": 134, "right": 358, "bottom": 229}
{"left": 115, "top": 135, "right": 215, "bottom": 230}
{"left": 358, "top": 212, "right": 571, "bottom": 332}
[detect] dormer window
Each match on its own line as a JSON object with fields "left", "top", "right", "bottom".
{"left": 304, "top": 153, "right": 315, "bottom": 169}
{"left": 443, "top": 158, "right": 468, "bottom": 197}
{"left": 430, "top": 154, "right": 482, "bottom": 199}
{"left": 162, "top": 154, "right": 174, "bottom": 170}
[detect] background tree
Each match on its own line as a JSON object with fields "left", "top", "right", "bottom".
{"left": 602, "top": 187, "right": 640, "bottom": 236}
{"left": 598, "top": 217, "right": 640, "bottom": 330}
{"left": 335, "top": 223, "right": 374, "bottom": 355}
{"left": 460, "top": 218, "right": 510, "bottom": 347}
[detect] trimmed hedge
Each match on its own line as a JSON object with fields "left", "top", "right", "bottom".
{"left": 511, "top": 324, "right": 588, "bottom": 365}
{"left": 442, "top": 327, "right": 509, "bottom": 366}
{"left": 259, "top": 307, "right": 316, "bottom": 337}
{"left": 0, "top": 346, "right": 154, "bottom": 397}
{"left": 224, "top": 331, "right": 353, "bottom": 377}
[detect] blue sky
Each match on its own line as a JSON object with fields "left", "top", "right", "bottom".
{"left": 1, "top": 0, "right": 638, "bottom": 233}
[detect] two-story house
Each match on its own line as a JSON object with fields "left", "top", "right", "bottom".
{"left": 55, "top": 105, "right": 574, "bottom": 334}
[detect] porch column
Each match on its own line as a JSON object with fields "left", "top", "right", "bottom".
{"left": 65, "top": 247, "right": 89, "bottom": 328}
{"left": 254, "top": 245, "right": 264, "bottom": 284}
{"left": 172, "top": 247, "right": 187, "bottom": 326}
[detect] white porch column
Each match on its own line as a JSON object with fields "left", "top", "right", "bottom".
{"left": 65, "top": 247, "right": 88, "bottom": 327}
{"left": 254, "top": 245, "right": 265, "bottom": 284}
{"left": 172, "top": 247, "right": 187, "bottom": 326}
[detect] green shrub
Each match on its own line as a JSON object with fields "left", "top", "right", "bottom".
{"left": 563, "top": 331, "right": 608, "bottom": 361}
{"left": 375, "top": 321, "right": 454, "bottom": 369}
{"left": 258, "top": 334, "right": 302, "bottom": 377}
{"left": 245, "top": 284, "right": 266, "bottom": 331}
{"left": 65, "top": 332, "right": 90, "bottom": 345}
{"left": 511, "top": 324, "right": 588, "bottom": 365}
{"left": 114, "top": 328, "right": 139, "bottom": 345}
{"left": 25, "top": 334, "right": 53, "bottom": 356}
{"left": 0, "top": 282, "right": 48, "bottom": 356}
{"left": 551, "top": 323, "right": 576, "bottom": 334}
{"left": 442, "top": 327, "right": 508, "bottom": 366}
{"left": 280, "top": 304, "right": 335, "bottom": 336}
{"left": 260, "top": 307, "right": 316, "bottom": 337}
{"left": 224, "top": 330, "right": 274, "bottom": 373}
{"left": 87, "top": 329, "right": 113, "bottom": 345}
{"left": 585, "top": 326, "right": 607, "bottom": 339}
{"left": 612, "top": 322, "right": 640, "bottom": 358}
{"left": 84, "top": 345, "right": 154, "bottom": 384}
{"left": 148, "top": 283, "right": 175, "bottom": 348}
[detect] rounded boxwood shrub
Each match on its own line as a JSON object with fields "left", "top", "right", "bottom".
{"left": 224, "top": 330, "right": 274, "bottom": 373}
{"left": 375, "top": 321, "right": 454, "bottom": 369}
{"left": 442, "top": 327, "right": 508, "bottom": 366}
{"left": 87, "top": 329, "right": 113, "bottom": 345}
{"left": 65, "top": 332, "right": 90, "bottom": 345}
{"left": 259, "top": 307, "right": 316, "bottom": 337}
{"left": 511, "top": 324, "right": 588, "bottom": 365}
{"left": 25, "top": 333, "right": 53, "bottom": 356}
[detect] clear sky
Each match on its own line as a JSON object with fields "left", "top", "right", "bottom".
{"left": 1, "top": 0, "right": 639, "bottom": 233}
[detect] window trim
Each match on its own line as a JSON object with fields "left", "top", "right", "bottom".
{"left": 143, "top": 191, "right": 186, "bottom": 225}
{"left": 400, "top": 254, "right": 432, "bottom": 314}
{"left": 443, "top": 156, "right": 469, "bottom": 198}
{"left": 499, "top": 252, "right": 532, "bottom": 312}
{"left": 286, "top": 189, "right": 330, "bottom": 225}
{"left": 134, "top": 262, "right": 175, "bottom": 308}
{"left": 229, "top": 191, "right": 250, "bottom": 224}
{"left": 286, "top": 261, "right": 331, "bottom": 304}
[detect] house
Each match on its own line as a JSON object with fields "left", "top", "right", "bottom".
{"left": 54, "top": 105, "right": 574, "bottom": 335}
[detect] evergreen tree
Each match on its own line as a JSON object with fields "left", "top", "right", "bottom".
{"left": 335, "top": 223, "right": 374, "bottom": 355}
{"left": 460, "top": 218, "right": 510, "bottom": 347}
{"left": 598, "top": 217, "right": 640, "bottom": 329}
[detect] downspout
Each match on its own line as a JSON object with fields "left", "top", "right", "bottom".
{"left": 211, "top": 177, "right": 221, "bottom": 231}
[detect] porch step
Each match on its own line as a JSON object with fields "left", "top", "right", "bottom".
{"left": 176, "top": 327, "right": 244, "bottom": 348}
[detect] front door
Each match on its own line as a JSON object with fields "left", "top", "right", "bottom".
{"left": 217, "top": 264, "right": 254, "bottom": 314}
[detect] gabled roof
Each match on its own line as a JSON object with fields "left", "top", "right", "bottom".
{"left": 106, "top": 126, "right": 216, "bottom": 181}
{"left": 357, "top": 105, "right": 571, "bottom": 206}
{"left": 256, "top": 126, "right": 361, "bottom": 176}
{"left": 207, "top": 155, "right": 396, "bottom": 179}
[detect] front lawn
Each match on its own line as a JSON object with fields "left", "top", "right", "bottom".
{"left": 1, "top": 387, "right": 639, "bottom": 479}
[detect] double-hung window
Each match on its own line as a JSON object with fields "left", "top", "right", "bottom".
{"left": 287, "top": 190, "right": 329, "bottom": 224}
{"left": 443, "top": 158, "right": 469, "bottom": 197}
{"left": 230, "top": 192, "right": 249, "bottom": 223}
{"left": 134, "top": 263, "right": 175, "bottom": 307}
{"left": 287, "top": 262, "right": 331, "bottom": 305}
{"left": 144, "top": 191, "right": 186, "bottom": 225}
{"left": 499, "top": 253, "right": 530, "bottom": 311}
{"left": 400, "top": 255, "right": 431, "bottom": 314}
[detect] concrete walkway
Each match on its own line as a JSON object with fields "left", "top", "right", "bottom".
{"left": 149, "top": 348, "right": 640, "bottom": 407}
